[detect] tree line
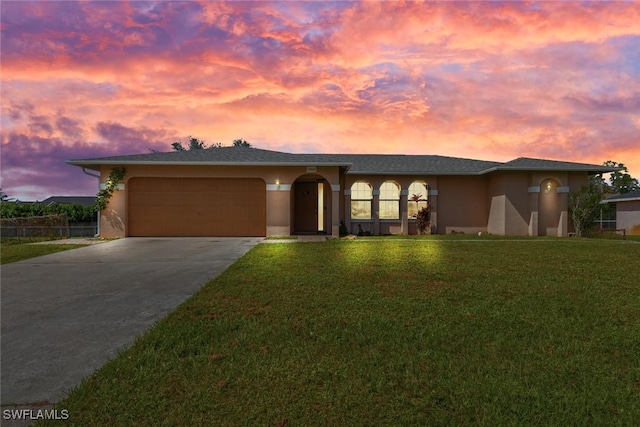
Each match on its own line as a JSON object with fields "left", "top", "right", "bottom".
{"left": 169, "top": 137, "right": 251, "bottom": 151}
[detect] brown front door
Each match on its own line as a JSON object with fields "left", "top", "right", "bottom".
{"left": 294, "top": 181, "right": 318, "bottom": 233}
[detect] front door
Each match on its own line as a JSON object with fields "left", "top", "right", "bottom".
{"left": 294, "top": 181, "right": 318, "bottom": 233}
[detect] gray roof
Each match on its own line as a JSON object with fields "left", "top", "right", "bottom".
{"left": 42, "top": 196, "right": 96, "bottom": 206}
{"left": 69, "top": 147, "right": 351, "bottom": 168}
{"left": 68, "top": 147, "right": 620, "bottom": 175}
{"left": 317, "top": 154, "right": 500, "bottom": 175}
{"left": 496, "top": 157, "right": 618, "bottom": 173}
{"left": 602, "top": 190, "right": 640, "bottom": 203}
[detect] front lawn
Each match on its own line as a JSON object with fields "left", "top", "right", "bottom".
{"left": 46, "top": 239, "right": 640, "bottom": 425}
{"left": 0, "top": 239, "right": 87, "bottom": 264}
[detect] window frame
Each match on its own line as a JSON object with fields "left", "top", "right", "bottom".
{"left": 350, "top": 181, "right": 373, "bottom": 220}
{"left": 408, "top": 181, "right": 429, "bottom": 219}
{"left": 379, "top": 181, "right": 400, "bottom": 220}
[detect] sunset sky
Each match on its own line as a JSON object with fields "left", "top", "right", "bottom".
{"left": 1, "top": 1, "right": 639, "bottom": 200}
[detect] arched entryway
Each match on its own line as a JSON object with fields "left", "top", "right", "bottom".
{"left": 292, "top": 174, "right": 332, "bottom": 234}
{"left": 538, "top": 178, "right": 561, "bottom": 236}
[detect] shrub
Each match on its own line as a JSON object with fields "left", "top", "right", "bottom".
{"left": 416, "top": 205, "right": 431, "bottom": 234}
{"left": 0, "top": 202, "right": 97, "bottom": 223}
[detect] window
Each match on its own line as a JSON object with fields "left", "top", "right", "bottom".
{"left": 350, "top": 182, "right": 372, "bottom": 219}
{"left": 597, "top": 204, "right": 617, "bottom": 230}
{"left": 379, "top": 181, "right": 400, "bottom": 220}
{"left": 408, "top": 181, "right": 428, "bottom": 218}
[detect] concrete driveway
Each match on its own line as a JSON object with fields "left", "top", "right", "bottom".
{"left": 1, "top": 237, "right": 261, "bottom": 410}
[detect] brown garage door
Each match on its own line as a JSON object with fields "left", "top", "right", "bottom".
{"left": 128, "top": 177, "right": 266, "bottom": 237}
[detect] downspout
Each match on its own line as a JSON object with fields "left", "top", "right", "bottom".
{"left": 82, "top": 168, "right": 101, "bottom": 237}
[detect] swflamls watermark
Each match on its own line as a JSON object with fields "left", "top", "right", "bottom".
{"left": 3, "top": 409, "right": 69, "bottom": 421}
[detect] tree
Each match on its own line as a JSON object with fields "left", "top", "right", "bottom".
{"left": 232, "top": 138, "right": 251, "bottom": 147}
{"left": 569, "top": 179, "right": 606, "bottom": 237}
{"left": 171, "top": 136, "right": 220, "bottom": 151}
{"left": 600, "top": 161, "right": 639, "bottom": 194}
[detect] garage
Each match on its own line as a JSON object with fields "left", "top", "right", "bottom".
{"left": 127, "top": 177, "right": 266, "bottom": 236}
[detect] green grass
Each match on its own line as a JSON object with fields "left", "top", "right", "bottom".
{"left": 263, "top": 236, "right": 299, "bottom": 240}
{"left": 44, "top": 239, "right": 640, "bottom": 426}
{"left": 0, "top": 239, "right": 87, "bottom": 264}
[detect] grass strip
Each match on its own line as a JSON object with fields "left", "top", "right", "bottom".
{"left": 0, "top": 242, "right": 87, "bottom": 264}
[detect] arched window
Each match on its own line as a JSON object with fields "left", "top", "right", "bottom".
{"left": 408, "top": 181, "right": 428, "bottom": 218}
{"left": 379, "top": 181, "right": 400, "bottom": 220}
{"left": 351, "top": 181, "right": 372, "bottom": 220}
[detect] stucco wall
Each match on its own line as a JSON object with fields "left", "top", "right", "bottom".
{"left": 618, "top": 200, "right": 640, "bottom": 235}
{"left": 96, "top": 163, "right": 596, "bottom": 238}
{"left": 487, "top": 172, "right": 530, "bottom": 235}
{"left": 98, "top": 164, "right": 341, "bottom": 237}
{"left": 436, "top": 176, "right": 489, "bottom": 235}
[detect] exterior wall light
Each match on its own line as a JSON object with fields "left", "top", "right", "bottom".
{"left": 544, "top": 181, "right": 552, "bottom": 193}
{"left": 275, "top": 178, "right": 280, "bottom": 187}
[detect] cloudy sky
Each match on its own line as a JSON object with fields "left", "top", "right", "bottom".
{"left": 1, "top": 1, "right": 639, "bottom": 200}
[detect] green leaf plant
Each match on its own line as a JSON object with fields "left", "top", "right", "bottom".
{"left": 95, "top": 167, "right": 127, "bottom": 211}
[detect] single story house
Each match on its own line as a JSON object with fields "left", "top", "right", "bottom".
{"left": 68, "top": 147, "right": 618, "bottom": 238}
{"left": 601, "top": 190, "right": 640, "bottom": 235}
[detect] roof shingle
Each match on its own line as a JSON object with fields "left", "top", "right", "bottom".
{"left": 68, "top": 147, "right": 619, "bottom": 175}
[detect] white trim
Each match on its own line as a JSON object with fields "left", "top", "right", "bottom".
{"left": 331, "top": 184, "right": 340, "bottom": 192}
{"left": 344, "top": 189, "right": 351, "bottom": 196}
{"left": 557, "top": 186, "right": 570, "bottom": 193}
{"left": 99, "top": 183, "right": 124, "bottom": 190}
{"left": 266, "top": 184, "right": 292, "bottom": 191}
{"left": 528, "top": 186, "right": 541, "bottom": 193}
{"left": 428, "top": 189, "right": 438, "bottom": 196}
{"left": 602, "top": 196, "right": 640, "bottom": 204}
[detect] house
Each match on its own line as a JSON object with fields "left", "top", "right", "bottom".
{"left": 41, "top": 196, "right": 97, "bottom": 206}
{"left": 68, "top": 147, "right": 618, "bottom": 238}
{"left": 601, "top": 190, "right": 640, "bottom": 235}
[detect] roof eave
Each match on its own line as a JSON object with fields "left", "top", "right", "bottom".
{"left": 346, "top": 171, "right": 488, "bottom": 176}
{"left": 494, "top": 166, "right": 622, "bottom": 173}
{"left": 68, "top": 160, "right": 352, "bottom": 168}
{"left": 601, "top": 196, "right": 640, "bottom": 203}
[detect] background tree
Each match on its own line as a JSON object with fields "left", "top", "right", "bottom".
{"left": 232, "top": 138, "right": 251, "bottom": 147}
{"left": 599, "top": 161, "right": 639, "bottom": 194}
{"left": 170, "top": 136, "right": 251, "bottom": 151}
{"left": 171, "top": 136, "right": 221, "bottom": 151}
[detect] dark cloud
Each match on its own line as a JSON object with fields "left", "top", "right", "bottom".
{"left": 0, "top": 132, "right": 120, "bottom": 199}
{"left": 8, "top": 101, "right": 35, "bottom": 121}
{"left": 0, "top": 121, "right": 175, "bottom": 199}
{"left": 28, "top": 115, "right": 53, "bottom": 136}
{"left": 56, "top": 116, "right": 85, "bottom": 139}
{"left": 95, "top": 121, "right": 172, "bottom": 151}
{"left": 564, "top": 94, "right": 640, "bottom": 113}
